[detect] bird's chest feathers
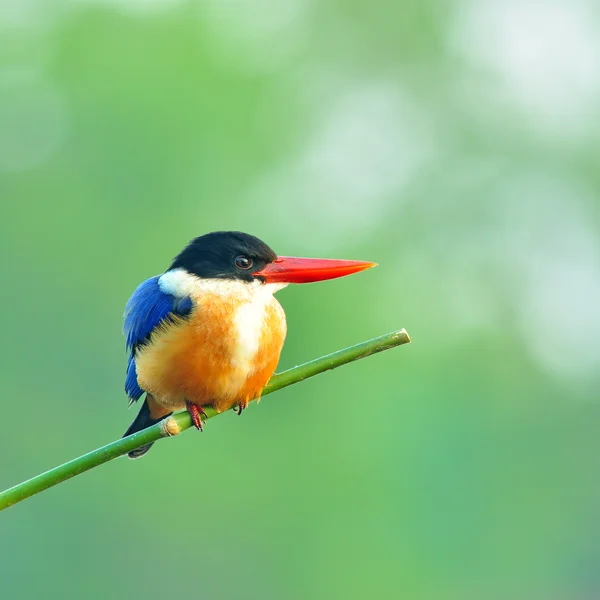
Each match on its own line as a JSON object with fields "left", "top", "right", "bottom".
{"left": 136, "top": 276, "right": 287, "bottom": 409}
{"left": 231, "top": 295, "right": 269, "bottom": 368}
{"left": 192, "top": 279, "right": 286, "bottom": 373}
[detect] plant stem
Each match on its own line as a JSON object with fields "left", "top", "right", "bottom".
{"left": 0, "top": 329, "right": 410, "bottom": 512}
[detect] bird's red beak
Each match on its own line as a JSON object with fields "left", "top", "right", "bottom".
{"left": 253, "top": 256, "right": 377, "bottom": 284}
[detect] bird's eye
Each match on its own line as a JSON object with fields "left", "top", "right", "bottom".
{"left": 234, "top": 256, "right": 253, "bottom": 270}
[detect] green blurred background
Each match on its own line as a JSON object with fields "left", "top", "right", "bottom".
{"left": 2, "top": 1, "right": 600, "bottom": 598}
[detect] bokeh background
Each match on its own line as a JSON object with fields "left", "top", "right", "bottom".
{"left": 2, "top": 1, "right": 600, "bottom": 598}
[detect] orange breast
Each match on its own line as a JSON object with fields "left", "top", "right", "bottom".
{"left": 134, "top": 290, "right": 287, "bottom": 413}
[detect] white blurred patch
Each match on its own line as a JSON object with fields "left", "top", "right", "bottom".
{"left": 66, "top": 0, "right": 184, "bottom": 15}
{"left": 433, "top": 169, "right": 600, "bottom": 381}
{"left": 245, "top": 81, "right": 435, "bottom": 252}
{"left": 0, "top": 4, "right": 56, "bottom": 75}
{"left": 199, "top": 0, "right": 310, "bottom": 72}
{"left": 506, "top": 177, "right": 600, "bottom": 380}
{"left": 450, "top": 0, "right": 600, "bottom": 138}
{"left": 0, "top": 0, "right": 48, "bottom": 30}
{"left": 0, "top": 69, "right": 67, "bottom": 172}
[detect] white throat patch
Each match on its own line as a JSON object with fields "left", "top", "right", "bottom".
{"left": 231, "top": 281, "right": 284, "bottom": 368}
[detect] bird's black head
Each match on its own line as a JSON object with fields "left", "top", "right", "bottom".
{"left": 169, "top": 231, "right": 278, "bottom": 282}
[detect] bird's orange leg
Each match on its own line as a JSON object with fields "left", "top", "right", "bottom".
{"left": 186, "top": 401, "right": 207, "bottom": 431}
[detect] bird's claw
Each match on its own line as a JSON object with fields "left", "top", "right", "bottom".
{"left": 186, "top": 402, "right": 207, "bottom": 431}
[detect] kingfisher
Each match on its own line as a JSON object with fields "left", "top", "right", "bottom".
{"left": 122, "top": 231, "right": 375, "bottom": 458}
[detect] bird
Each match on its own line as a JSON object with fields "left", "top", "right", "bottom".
{"left": 122, "top": 231, "right": 376, "bottom": 458}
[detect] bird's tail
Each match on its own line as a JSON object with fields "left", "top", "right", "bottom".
{"left": 123, "top": 395, "right": 172, "bottom": 459}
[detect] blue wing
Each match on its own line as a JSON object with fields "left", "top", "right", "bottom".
{"left": 123, "top": 275, "right": 194, "bottom": 402}
{"left": 125, "top": 354, "right": 143, "bottom": 402}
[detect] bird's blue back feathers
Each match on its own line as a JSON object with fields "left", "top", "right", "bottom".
{"left": 123, "top": 275, "right": 193, "bottom": 402}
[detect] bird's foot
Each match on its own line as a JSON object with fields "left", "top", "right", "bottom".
{"left": 235, "top": 401, "right": 248, "bottom": 416}
{"left": 186, "top": 401, "right": 207, "bottom": 431}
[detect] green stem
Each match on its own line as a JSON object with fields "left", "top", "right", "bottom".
{"left": 0, "top": 329, "right": 410, "bottom": 512}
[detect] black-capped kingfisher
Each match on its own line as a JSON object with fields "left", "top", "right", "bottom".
{"left": 123, "top": 231, "right": 375, "bottom": 458}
